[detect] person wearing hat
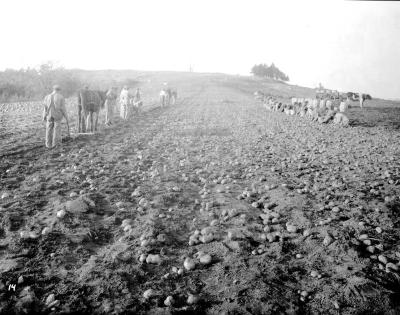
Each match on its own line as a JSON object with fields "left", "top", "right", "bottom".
{"left": 119, "top": 86, "right": 130, "bottom": 120}
{"left": 105, "top": 86, "right": 117, "bottom": 126}
{"left": 42, "top": 85, "right": 70, "bottom": 149}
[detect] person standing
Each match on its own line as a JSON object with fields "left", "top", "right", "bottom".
{"left": 134, "top": 87, "right": 141, "bottom": 102}
{"left": 105, "top": 86, "right": 117, "bottom": 125}
{"left": 359, "top": 92, "right": 364, "bottom": 108}
{"left": 119, "top": 86, "right": 130, "bottom": 120}
{"left": 133, "top": 88, "right": 143, "bottom": 115}
{"left": 43, "top": 85, "right": 70, "bottom": 149}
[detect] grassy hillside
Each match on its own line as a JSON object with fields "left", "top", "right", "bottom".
{"left": 1, "top": 68, "right": 400, "bottom": 109}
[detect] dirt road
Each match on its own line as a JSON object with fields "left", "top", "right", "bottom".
{"left": 1, "top": 76, "right": 400, "bottom": 314}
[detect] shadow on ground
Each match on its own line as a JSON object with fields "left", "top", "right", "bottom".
{"left": 348, "top": 107, "right": 400, "bottom": 129}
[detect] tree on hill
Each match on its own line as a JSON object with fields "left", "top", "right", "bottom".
{"left": 251, "top": 63, "right": 289, "bottom": 81}
{"left": 0, "top": 62, "right": 83, "bottom": 102}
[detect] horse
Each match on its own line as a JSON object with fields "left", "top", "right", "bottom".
{"left": 130, "top": 98, "right": 143, "bottom": 116}
{"left": 77, "top": 89, "right": 106, "bottom": 133}
{"left": 346, "top": 92, "right": 372, "bottom": 108}
{"left": 169, "top": 88, "right": 178, "bottom": 105}
{"left": 359, "top": 93, "right": 372, "bottom": 108}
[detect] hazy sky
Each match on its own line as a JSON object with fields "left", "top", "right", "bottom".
{"left": 1, "top": 0, "right": 400, "bottom": 98}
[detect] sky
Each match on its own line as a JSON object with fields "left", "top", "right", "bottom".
{"left": 1, "top": 0, "right": 400, "bottom": 99}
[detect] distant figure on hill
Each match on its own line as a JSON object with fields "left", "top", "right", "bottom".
{"left": 105, "top": 87, "right": 117, "bottom": 126}
{"left": 119, "top": 86, "right": 130, "bottom": 120}
{"left": 358, "top": 93, "right": 372, "bottom": 108}
{"left": 160, "top": 88, "right": 169, "bottom": 107}
{"left": 131, "top": 88, "right": 143, "bottom": 115}
{"left": 169, "top": 88, "right": 178, "bottom": 105}
{"left": 359, "top": 92, "right": 364, "bottom": 108}
{"left": 42, "top": 85, "right": 70, "bottom": 149}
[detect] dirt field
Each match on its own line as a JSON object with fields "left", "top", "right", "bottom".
{"left": 1, "top": 73, "right": 400, "bottom": 314}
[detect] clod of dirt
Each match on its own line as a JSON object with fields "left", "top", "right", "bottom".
{"left": 184, "top": 257, "right": 196, "bottom": 271}
{"left": 139, "top": 254, "right": 147, "bottom": 263}
{"left": 138, "top": 198, "right": 148, "bottom": 207}
{"left": 187, "top": 294, "right": 200, "bottom": 305}
{"left": 164, "top": 296, "right": 174, "bottom": 307}
{"left": 20, "top": 231, "right": 31, "bottom": 240}
{"left": 41, "top": 227, "right": 51, "bottom": 236}
{"left": 56, "top": 209, "right": 66, "bottom": 219}
{"left": 366, "top": 246, "right": 375, "bottom": 254}
{"left": 123, "top": 225, "right": 132, "bottom": 233}
{"left": 45, "top": 293, "right": 55, "bottom": 306}
{"left": 29, "top": 231, "right": 38, "bottom": 239}
{"left": 116, "top": 201, "right": 124, "bottom": 208}
{"left": 310, "top": 270, "right": 321, "bottom": 278}
{"left": 131, "top": 188, "right": 142, "bottom": 197}
{"left": 200, "top": 233, "right": 214, "bottom": 244}
{"left": 146, "top": 254, "right": 162, "bottom": 264}
{"left": 323, "top": 235, "right": 333, "bottom": 246}
{"left": 286, "top": 224, "right": 298, "bottom": 233}
{"left": 1, "top": 192, "right": 10, "bottom": 199}
{"left": 65, "top": 198, "right": 89, "bottom": 214}
{"left": 386, "top": 262, "right": 398, "bottom": 272}
{"left": 299, "top": 290, "right": 309, "bottom": 302}
{"left": 199, "top": 253, "right": 212, "bottom": 265}
{"left": 189, "top": 233, "right": 201, "bottom": 246}
{"left": 143, "top": 289, "right": 156, "bottom": 300}
{"left": 378, "top": 255, "right": 388, "bottom": 265}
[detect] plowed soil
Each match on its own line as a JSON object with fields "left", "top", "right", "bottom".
{"left": 1, "top": 73, "right": 400, "bottom": 314}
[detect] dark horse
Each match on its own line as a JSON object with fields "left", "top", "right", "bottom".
{"left": 165, "top": 88, "right": 178, "bottom": 105}
{"left": 169, "top": 88, "right": 178, "bottom": 105}
{"left": 77, "top": 89, "right": 106, "bottom": 133}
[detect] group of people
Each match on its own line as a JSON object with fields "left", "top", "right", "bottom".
{"left": 255, "top": 92, "right": 351, "bottom": 126}
{"left": 42, "top": 83, "right": 179, "bottom": 149}
{"left": 42, "top": 85, "right": 143, "bottom": 149}
{"left": 159, "top": 86, "right": 177, "bottom": 107}
{"left": 105, "top": 86, "right": 143, "bottom": 125}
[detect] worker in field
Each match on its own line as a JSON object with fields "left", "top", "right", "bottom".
{"left": 359, "top": 92, "right": 365, "bottom": 108}
{"left": 42, "top": 85, "right": 70, "bottom": 149}
{"left": 119, "top": 86, "right": 130, "bottom": 120}
{"left": 134, "top": 87, "right": 141, "bottom": 101}
{"left": 105, "top": 86, "right": 117, "bottom": 126}
{"left": 132, "top": 87, "right": 143, "bottom": 115}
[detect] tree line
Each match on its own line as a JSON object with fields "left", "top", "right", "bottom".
{"left": 0, "top": 62, "right": 139, "bottom": 103}
{"left": 0, "top": 62, "right": 83, "bottom": 102}
{"left": 251, "top": 63, "right": 289, "bottom": 81}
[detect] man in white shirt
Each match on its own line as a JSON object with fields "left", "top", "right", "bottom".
{"left": 43, "top": 85, "right": 70, "bottom": 149}
{"left": 119, "top": 86, "right": 130, "bottom": 120}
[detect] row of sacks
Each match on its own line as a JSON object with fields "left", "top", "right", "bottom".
{"left": 291, "top": 97, "right": 350, "bottom": 112}
{"left": 255, "top": 94, "right": 350, "bottom": 127}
